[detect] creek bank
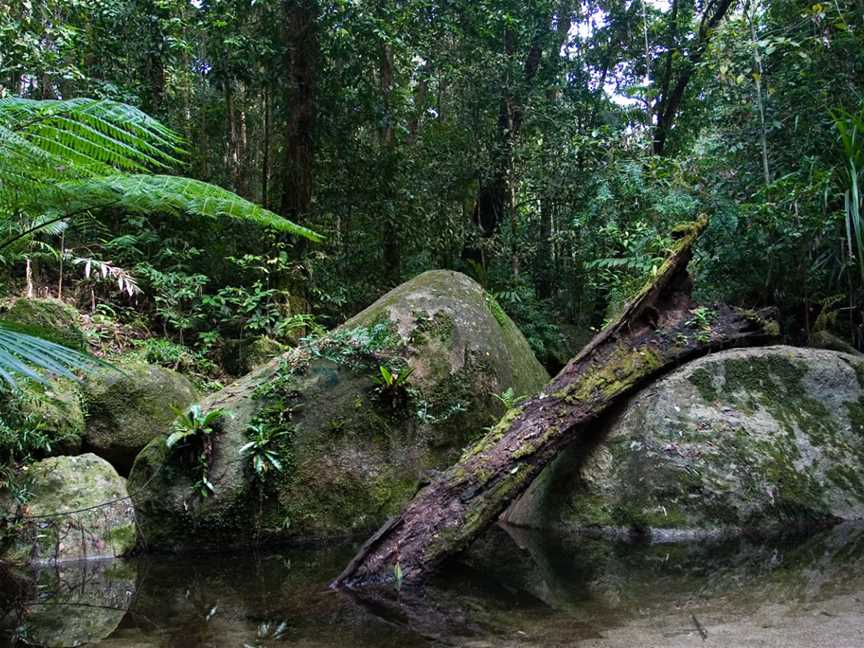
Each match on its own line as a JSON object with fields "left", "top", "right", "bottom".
{"left": 129, "top": 270, "right": 549, "bottom": 551}
{"left": 506, "top": 346, "right": 864, "bottom": 538}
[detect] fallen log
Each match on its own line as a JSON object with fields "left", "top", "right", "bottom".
{"left": 332, "top": 216, "right": 777, "bottom": 589}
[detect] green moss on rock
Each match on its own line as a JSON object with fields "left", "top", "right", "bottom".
{"left": 129, "top": 271, "right": 550, "bottom": 551}
{"left": 0, "top": 454, "right": 136, "bottom": 565}
{"left": 509, "top": 346, "right": 864, "bottom": 538}
{"left": 81, "top": 360, "right": 198, "bottom": 475}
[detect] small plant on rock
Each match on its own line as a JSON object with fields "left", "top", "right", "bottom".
{"left": 493, "top": 387, "right": 527, "bottom": 411}
{"left": 241, "top": 422, "right": 287, "bottom": 480}
{"left": 166, "top": 405, "right": 223, "bottom": 498}
{"left": 374, "top": 364, "right": 414, "bottom": 409}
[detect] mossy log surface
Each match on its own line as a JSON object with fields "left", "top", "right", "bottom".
{"left": 332, "top": 216, "right": 777, "bottom": 589}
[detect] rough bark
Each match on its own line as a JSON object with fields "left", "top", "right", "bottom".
{"left": 332, "top": 216, "right": 777, "bottom": 589}
{"left": 280, "top": 0, "right": 318, "bottom": 219}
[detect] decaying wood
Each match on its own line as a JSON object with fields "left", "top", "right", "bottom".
{"left": 332, "top": 216, "right": 777, "bottom": 589}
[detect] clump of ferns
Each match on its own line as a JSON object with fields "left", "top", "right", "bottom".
{"left": 165, "top": 405, "right": 224, "bottom": 498}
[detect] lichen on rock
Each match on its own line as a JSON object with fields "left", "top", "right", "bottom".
{"left": 506, "top": 346, "right": 864, "bottom": 539}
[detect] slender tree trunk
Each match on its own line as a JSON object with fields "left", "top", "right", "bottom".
{"left": 225, "top": 81, "right": 239, "bottom": 190}
{"left": 747, "top": 2, "right": 771, "bottom": 186}
{"left": 280, "top": 0, "right": 318, "bottom": 220}
{"left": 333, "top": 217, "right": 777, "bottom": 589}
{"left": 262, "top": 86, "right": 272, "bottom": 208}
{"left": 653, "top": 0, "right": 735, "bottom": 155}
{"left": 378, "top": 41, "right": 401, "bottom": 279}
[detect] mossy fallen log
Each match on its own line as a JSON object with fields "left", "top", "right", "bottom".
{"left": 332, "top": 216, "right": 778, "bottom": 589}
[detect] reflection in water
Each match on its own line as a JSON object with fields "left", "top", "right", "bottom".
{"left": 0, "top": 560, "right": 135, "bottom": 647}
{"left": 2, "top": 522, "right": 864, "bottom": 647}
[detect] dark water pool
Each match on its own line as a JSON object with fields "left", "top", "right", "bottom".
{"left": 2, "top": 522, "right": 864, "bottom": 647}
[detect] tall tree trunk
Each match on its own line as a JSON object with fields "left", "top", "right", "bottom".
{"left": 142, "top": 0, "right": 165, "bottom": 116}
{"left": 262, "top": 85, "right": 272, "bottom": 208}
{"left": 280, "top": 0, "right": 318, "bottom": 220}
{"left": 474, "top": 17, "right": 545, "bottom": 239}
{"left": 378, "top": 41, "right": 401, "bottom": 279}
{"left": 333, "top": 217, "right": 778, "bottom": 589}
{"left": 747, "top": 1, "right": 771, "bottom": 186}
{"left": 225, "top": 81, "right": 240, "bottom": 190}
{"left": 653, "top": 0, "right": 735, "bottom": 155}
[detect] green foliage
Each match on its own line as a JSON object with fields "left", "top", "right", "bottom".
{"left": 0, "top": 411, "right": 53, "bottom": 465}
{"left": 240, "top": 423, "right": 288, "bottom": 481}
{"left": 0, "top": 97, "right": 319, "bottom": 240}
{"left": 166, "top": 405, "right": 223, "bottom": 498}
{"left": 132, "top": 338, "right": 195, "bottom": 370}
{"left": 374, "top": 364, "right": 415, "bottom": 410}
{"left": 306, "top": 323, "right": 401, "bottom": 369}
{"left": 165, "top": 405, "right": 222, "bottom": 450}
{"left": 2, "top": 0, "right": 863, "bottom": 387}
{"left": 0, "top": 321, "right": 108, "bottom": 387}
{"left": 492, "top": 387, "right": 527, "bottom": 411}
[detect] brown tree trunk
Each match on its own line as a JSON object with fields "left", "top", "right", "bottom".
{"left": 333, "top": 217, "right": 777, "bottom": 589}
{"left": 652, "top": 0, "right": 735, "bottom": 155}
{"left": 280, "top": 0, "right": 318, "bottom": 220}
{"left": 262, "top": 85, "right": 272, "bottom": 208}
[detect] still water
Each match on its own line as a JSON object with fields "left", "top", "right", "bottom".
{"left": 2, "top": 522, "right": 863, "bottom": 647}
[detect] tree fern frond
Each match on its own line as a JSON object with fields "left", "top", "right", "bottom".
{"left": 41, "top": 175, "right": 324, "bottom": 241}
{"left": 0, "top": 98, "right": 322, "bottom": 244}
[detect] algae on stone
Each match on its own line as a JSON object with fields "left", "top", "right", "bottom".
{"left": 81, "top": 360, "right": 199, "bottom": 475}
{"left": 507, "top": 346, "right": 864, "bottom": 538}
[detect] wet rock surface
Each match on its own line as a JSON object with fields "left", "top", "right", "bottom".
{"left": 0, "top": 454, "right": 136, "bottom": 565}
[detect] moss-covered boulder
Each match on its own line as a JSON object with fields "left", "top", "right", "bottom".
{"left": 0, "top": 297, "right": 86, "bottom": 350}
{"left": 129, "top": 270, "right": 548, "bottom": 551}
{"left": 0, "top": 454, "right": 136, "bottom": 565}
{"left": 506, "top": 346, "right": 864, "bottom": 538}
{"left": 0, "top": 379, "right": 86, "bottom": 456}
{"left": 81, "top": 361, "right": 199, "bottom": 475}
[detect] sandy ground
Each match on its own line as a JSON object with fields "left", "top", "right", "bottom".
{"left": 460, "top": 590, "right": 864, "bottom": 648}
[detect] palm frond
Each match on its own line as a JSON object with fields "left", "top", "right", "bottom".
{"left": 0, "top": 322, "right": 110, "bottom": 387}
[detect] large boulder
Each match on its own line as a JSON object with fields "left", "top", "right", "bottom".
{"left": 506, "top": 346, "right": 864, "bottom": 538}
{"left": 0, "top": 379, "right": 86, "bottom": 456}
{"left": 0, "top": 454, "right": 137, "bottom": 565}
{"left": 81, "top": 361, "right": 199, "bottom": 475}
{"left": 0, "top": 297, "right": 87, "bottom": 350}
{"left": 129, "top": 270, "right": 549, "bottom": 551}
